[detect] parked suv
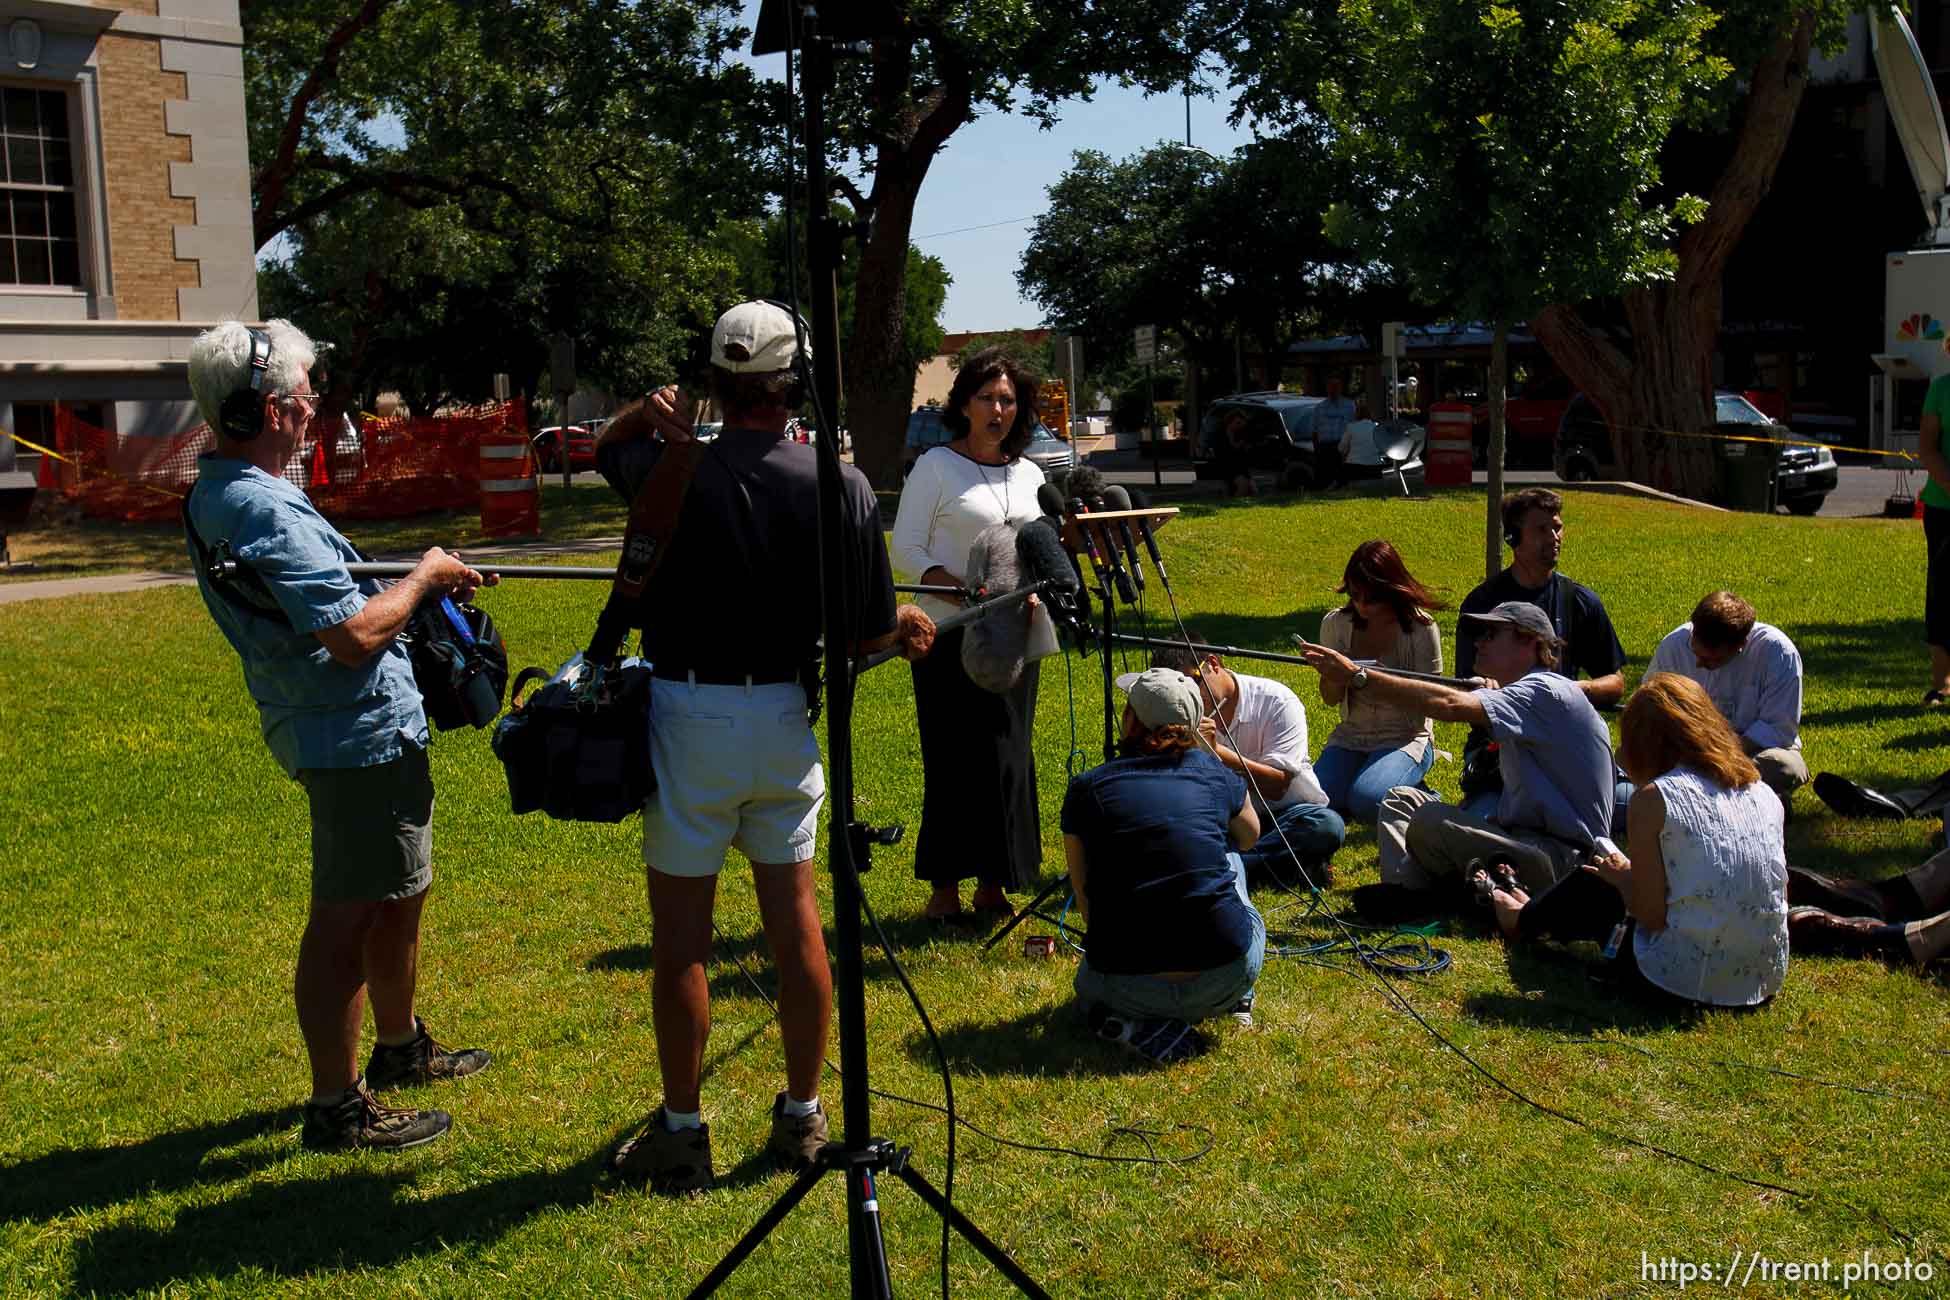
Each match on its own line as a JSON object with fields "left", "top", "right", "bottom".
{"left": 1194, "top": 392, "right": 1328, "bottom": 490}
{"left": 903, "top": 406, "right": 951, "bottom": 478}
{"left": 1554, "top": 390, "right": 1837, "bottom": 514}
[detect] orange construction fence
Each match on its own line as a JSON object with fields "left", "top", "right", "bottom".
{"left": 35, "top": 399, "right": 530, "bottom": 525}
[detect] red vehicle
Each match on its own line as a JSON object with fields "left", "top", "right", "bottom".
{"left": 532, "top": 424, "right": 596, "bottom": 473}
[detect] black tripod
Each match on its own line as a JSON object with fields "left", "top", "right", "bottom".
{"left": 690, "top": 7, "right": 1046, "bottom": 1296}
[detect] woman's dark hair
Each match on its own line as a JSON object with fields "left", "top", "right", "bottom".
{"left": 1117, "top": 723, "right": 1198, "bottom": 759}
{"left": 1336, "top": 539, "right": 1443, "bottom": 630}
{"left": 941, "top": 346, "right": 1039, "bottom": 462}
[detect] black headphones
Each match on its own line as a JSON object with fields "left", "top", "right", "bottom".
{"left": 758, "top": 298, "right": 810, "bottom": 407}
{"left": 217, "top": 328, "right": 274, "bottom": 441}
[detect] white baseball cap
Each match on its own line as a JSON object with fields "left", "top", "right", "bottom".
{"left": 711, "top": 300, "right": 805, "bottom": 374}
{"left": 1113, "top": 667, "right": 1204, "bottom": 730}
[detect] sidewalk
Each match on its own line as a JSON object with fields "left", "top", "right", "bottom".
{"left": 0, "top": 536, "right": 629, "bottom": 607}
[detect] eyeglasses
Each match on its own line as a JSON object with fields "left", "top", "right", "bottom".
{"left": 279, "top": 392, "right": 319, "bottom": 419}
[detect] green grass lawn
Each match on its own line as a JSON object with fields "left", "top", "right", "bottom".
{"left": 2, "top": 487, "right": 1947, "bottom": 1297}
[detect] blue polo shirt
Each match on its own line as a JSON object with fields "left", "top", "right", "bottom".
{"left": 1060, "top": 748, "right": 1256, "bottom": 975}
{"left": 186, "top": 455, "right": 426, "bottom": 775}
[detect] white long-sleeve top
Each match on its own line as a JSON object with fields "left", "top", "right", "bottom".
{"left": 890, "top": 446, "right": 1046, "bottom": 622}
{"left": 1645, "top": 621, "right": 1803, "bottom": 752}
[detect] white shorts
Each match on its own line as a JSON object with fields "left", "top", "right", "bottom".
{"left": 644, "top": 675, "right": 824, "bottom": 877}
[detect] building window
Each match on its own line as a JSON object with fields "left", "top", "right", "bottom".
{"left": 1, "top": 86, "right": 80, "bottom": 288}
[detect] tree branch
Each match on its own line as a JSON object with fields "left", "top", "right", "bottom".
{"left": 256, "top": 156, "right": 603, "bottom": 247}
{"left": 252, "top": 0, "right": 397, "bottom": 249}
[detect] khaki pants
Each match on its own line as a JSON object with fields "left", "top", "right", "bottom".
{"left": 1751, "top": 746, "right": 1808, "bottom": 806}
{"left": 1375, "top": 785, "right": 1588, "bottom": 894}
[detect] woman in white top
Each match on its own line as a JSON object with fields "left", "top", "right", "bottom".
{"left": 1480, "top": 673, "right": 1788, "bottom": 1009}
{"left": 890, "top": 348, "right": 1049, "bottom": 922}
{"left": 1313, "top": 540, "right": 1444, "bottom": 822}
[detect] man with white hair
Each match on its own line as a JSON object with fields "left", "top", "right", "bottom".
{"left": 185, "top": 319, "right": 492, "bottom": 1153}
{"left": 594, "top": 301, "right": 935, "bottom": 1193}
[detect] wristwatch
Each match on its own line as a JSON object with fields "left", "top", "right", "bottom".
{"left": 1349, "top": 667, "right": 1370, "bottom": 692}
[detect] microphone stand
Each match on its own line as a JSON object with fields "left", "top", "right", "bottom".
{"left": 692, "top": 7, "right": 1046, "bottom": 1298}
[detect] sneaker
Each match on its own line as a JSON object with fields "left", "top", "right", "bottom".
{"left": 1228, "top": 993, "right": 1256, "bottom": 1028}
{"left": 301, "top": 1079, "right": 451, "bottom": 1152}
{"left": 365, "top": 1017, "right": 491, "bottom": 1091}
{"left": 1090, "top": 1005, "right": 1209, "bottom": 1065}
{"left": 767, "top": 1092, "right": 829, "bottom": 1170}
{"left": 611, "top": 1108, "right": 714, "bottom": 1193}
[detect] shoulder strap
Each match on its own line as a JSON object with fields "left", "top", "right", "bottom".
{"left": 182, "top": 493, "right": 291, "bottom": 627}
{"left": 585, "top": 439, "right": 710, "bottom": 663}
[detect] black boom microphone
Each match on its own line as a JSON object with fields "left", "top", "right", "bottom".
{"left": 1127, "top": 486, "right": 1169, "bottom": 581}
{"left": 1099, "top": 484, "right": 1146, "bottom": 592}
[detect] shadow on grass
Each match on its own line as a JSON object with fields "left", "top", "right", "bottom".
{"left": 905, "top": 1001, "right": 1157, "bottom": 1079}
{"left": 0, "top": 1105, "right": 300, "bottom": 1223}
{"left": 1464, "top": 946, "right": 1703, "bottom": 1036}
{"left": 66, "top": 1151, "right": 612, "bottom": 1296}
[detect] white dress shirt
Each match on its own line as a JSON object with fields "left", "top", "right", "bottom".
{"left": 1645, "top": 621, "right": 1802, "bottom": 751}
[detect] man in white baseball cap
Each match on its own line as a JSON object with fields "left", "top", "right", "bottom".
{"left": 1058, "top": 667, "right": 1266, "bottom": 1063}
{"left": 594, "top": 300, "right": 935, "bottom": 1192}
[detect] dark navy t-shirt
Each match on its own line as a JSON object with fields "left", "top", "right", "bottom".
{"left": 1060, "top": 749, "right": 1254, "bottom": 975}
{"left": 1455, "top": 568, "right": 1626, "bottom": 684}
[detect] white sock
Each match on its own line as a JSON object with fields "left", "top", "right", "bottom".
{"left": 662, "top": 1107, "right": 703, "bottom": 1131}
{"left": 782, "top": 1094, "right": 821, "bottom": 1118}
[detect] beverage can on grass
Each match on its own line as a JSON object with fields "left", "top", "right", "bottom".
{"left": 1023, "top": 935, "right": 1057, "bottom": 958}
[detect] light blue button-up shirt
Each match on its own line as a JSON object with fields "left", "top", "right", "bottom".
{"left": 186, "top": 455, "right": 426, "bottom": 776}
{"left": 1645, "top": 620, "right": 1802, "bottom": 752}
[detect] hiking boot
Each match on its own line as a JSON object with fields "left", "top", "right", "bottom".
{"left": 767, "top": 1092, "right": 829, "bottom": 1170}
{"left": 365, "top": 1017, "right": 491, "bottom": 1091}
{"left": 612, "top": 1108, "right": 714, "bottom": 1193}
{"left": 301, "top": 1079, "right": 451, "bottom": 1152}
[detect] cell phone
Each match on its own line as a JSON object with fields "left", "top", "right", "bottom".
{"left": 1289, "top": 633, "right": 1318, "bottom": 651}
{"left": 1593, "top": 835, "right": 1621, "bottom": 859}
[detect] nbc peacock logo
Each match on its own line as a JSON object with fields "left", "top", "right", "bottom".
{"left": 1898, "top": 313, "right": 1945, "bottom": 342}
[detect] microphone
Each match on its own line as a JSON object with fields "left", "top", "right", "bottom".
{"left": 1035, "top": 481, "right": 1067, "bottom": 521}
{"left": 961, "top": 521, "right": 1029, "bottom": 692}
{"left": 1127, "top": 486, "right": 1168, "bottom": 575}
{"left": 1100, "top": 484, "right": 1145, "bottom": 592}
{"left": 1064, "top": 466, "right": 1136, "bottom": 603}
{"left": 1017, "top": 515, "right": 1091, "bottom": 651}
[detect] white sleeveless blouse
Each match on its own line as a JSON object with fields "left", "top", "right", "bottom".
{"left": 1633, "top": 765, "right": 1789, "bottom": 1007}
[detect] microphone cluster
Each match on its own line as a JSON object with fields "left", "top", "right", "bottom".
{"left": 1053, "top": 466, "right": 1168, "bottom": 605}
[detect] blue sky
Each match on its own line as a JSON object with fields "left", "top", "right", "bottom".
{"left": 732, "top": 6, "right": 1259, "bottom": 332}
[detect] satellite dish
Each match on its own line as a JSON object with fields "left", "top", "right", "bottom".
{"left": 1872, "top": 7, "right": 1950, "bottom": 241}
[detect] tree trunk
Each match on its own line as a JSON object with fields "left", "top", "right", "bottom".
{"left": 1531, "top": 8, "right": 1815, "bottom": 504}
{"left": 844, "top": 44, "right": 974, "bottom": 490}
{"left": 1485, "top": 319, "right": 1507, "bottom": 580}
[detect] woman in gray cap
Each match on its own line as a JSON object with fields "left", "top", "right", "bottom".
{"left": 1060, "top": 668, "right": 1266, "bottom": 1063}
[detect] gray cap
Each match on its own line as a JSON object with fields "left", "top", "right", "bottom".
{"left": 1113, "top": 667, "right": 1204, "bottom": 730}
{"left": 1459, "top": 600, "right": 1561, "bottom": 647}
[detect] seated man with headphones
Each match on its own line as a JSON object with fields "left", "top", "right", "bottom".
{"left": 184, "top": 320, "right": 493, "bottom": 1154}
{"left": 1455, "top": 487, "right": 1631, "bottom": 827}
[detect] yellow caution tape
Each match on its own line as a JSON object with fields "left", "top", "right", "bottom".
{"left": 1600, "top": 422, "right": 1918, "bottom": 463}
{"left": 2, "top": 426, "right": 187, "bottom": 501}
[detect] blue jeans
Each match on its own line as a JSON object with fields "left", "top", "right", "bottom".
{"left": 1074, "top": 853, "right": 1265, "bottom": 1022}
{"left": 1314, "top": 742, "right": 1436, "bottom": 823}
{"left": 1236, "top": 801, "right": 1345, "bottom": 886}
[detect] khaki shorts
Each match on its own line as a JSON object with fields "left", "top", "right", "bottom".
{"left": 299, "top": 745, "right": 435, "bottom": 902}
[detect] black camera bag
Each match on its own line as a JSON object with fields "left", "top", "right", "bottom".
{"left": 493, "top": 662, "right": 654, "bottom": 822}
{"left": 404, "top": 598, "right": 508, "bottom": 730}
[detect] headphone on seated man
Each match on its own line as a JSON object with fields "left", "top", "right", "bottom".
{"left": 216, "top": 328, "right": 274, "bottom": 441}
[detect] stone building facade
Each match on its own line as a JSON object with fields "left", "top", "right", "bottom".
{"left": 0, "top": 0, "right": 256, "bottom": 480}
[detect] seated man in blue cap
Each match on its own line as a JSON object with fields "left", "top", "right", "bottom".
{"left": 1063, "top": 668, "right": 1267, "bottom": 1063}
{"left": 1303, "top": 602, "right": 1615, "bottom": 913}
